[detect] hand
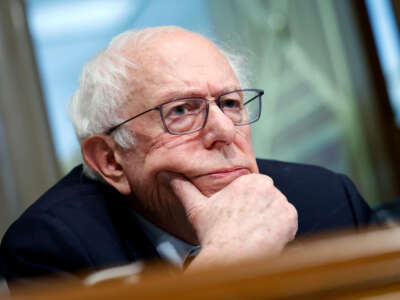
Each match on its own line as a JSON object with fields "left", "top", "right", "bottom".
{"left": 167, "top": 173, "right": 298, "bottom": 270}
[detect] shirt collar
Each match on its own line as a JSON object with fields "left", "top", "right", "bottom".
{"left": 132, "top": 210, "right": 200, "bottom": 269}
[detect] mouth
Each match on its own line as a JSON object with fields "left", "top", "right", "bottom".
{"left": 195, "top": 167, "right": 250, "bottom": 180}
{"left": 189, "top": 167, "right": 251, "bottom": 196}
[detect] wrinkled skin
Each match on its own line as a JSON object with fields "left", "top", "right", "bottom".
{"left": 86, "top": 28, "right": 298, "bottom": 268}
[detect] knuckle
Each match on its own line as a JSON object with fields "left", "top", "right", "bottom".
{"left": 265, "top": 175, "right": 274, "bottom": 186}
{"left": 278, "top": 190, "right": 288, "bottom": 201}
{"left": 286, "top": 204, "right": 298, "bottom": 238}
{"left": 291, "top": 222, "right": 298, "bottom": 240}
{"left": 254, "top": 174, "right": 275, "bottom": 195}
{"left": 287, "top": 203, "right": 298, "bottom": 220}
{"left": 242, "top": 173, "right": 274, "bottom": 185}
{"left": 259, "top": 174, "right": 274, "bottom": 187}
{"left": 271, "top": 188, "right": 287, "bottom": 204}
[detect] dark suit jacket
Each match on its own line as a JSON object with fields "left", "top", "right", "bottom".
{"left": 0, "top": 159, "right": 371, "bottom": 281}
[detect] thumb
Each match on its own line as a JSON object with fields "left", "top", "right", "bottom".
{"left": 158, "top": 172, "right": 205, "bottom": 212}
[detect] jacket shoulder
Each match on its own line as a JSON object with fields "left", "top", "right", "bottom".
{"left": 0, "top": 166, "right": 142, "bottom": 281}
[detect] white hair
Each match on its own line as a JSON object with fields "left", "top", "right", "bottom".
{"left": 68, "top": 26, "right": 250, "bottom": 180}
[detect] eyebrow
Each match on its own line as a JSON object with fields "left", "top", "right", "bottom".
{"left": 159, "top": 86, "right": 241, "bottom": 102}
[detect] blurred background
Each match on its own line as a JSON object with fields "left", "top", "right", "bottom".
{"left": 1, "top": 0, "right": 400, "bottom": 239}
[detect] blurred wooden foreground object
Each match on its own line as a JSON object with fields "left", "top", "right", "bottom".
{"left": 4, "top": 225, "right": 400, "bottom": 300}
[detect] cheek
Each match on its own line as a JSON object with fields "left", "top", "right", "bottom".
{"left": 132, "top": 133, "right": 201, "bottom": 178}
{"left": 123, "top": 126, "right": 258, "bottom": 198}
{"left": 148, "top": 139, "right": 202, "bottom": 173}
{"left": 234, "top": 127, "right": 259, "bottom": 174}
{"left": 142, "top": 127, "right": 256, "bottom": 176}
{"left": 235, "top": 127, "right": 255, "bottom": 153}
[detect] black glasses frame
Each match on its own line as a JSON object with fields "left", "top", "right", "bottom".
{"left": 106, "top": 89, "right": 264, "bottom": 135}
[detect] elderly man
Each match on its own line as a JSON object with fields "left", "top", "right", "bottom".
{"left": 0, "top": 26, "right": 371, "bottom": 281}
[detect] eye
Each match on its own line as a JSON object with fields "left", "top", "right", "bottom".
{"left": 170, "top": 104, "right": 188, "bottom": 116}
{"left": 164, "top": 100, "right": 203, "bottom": 118}
{"left": 221, "top": 98, "right": 242, "bottom": 110}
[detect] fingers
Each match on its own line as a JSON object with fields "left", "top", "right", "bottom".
{"left": 158, "top": 172, "right": 205, "bottom": 212}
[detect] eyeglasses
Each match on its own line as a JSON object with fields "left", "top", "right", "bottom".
{"left": 106, "top": 89, "right": 264, "bottom": 135}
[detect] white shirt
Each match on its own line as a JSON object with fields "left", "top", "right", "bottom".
{"left": 132, "top": 211, "right": 200, "bottom": 269}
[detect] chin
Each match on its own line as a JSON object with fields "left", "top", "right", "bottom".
{"left": 193, "top": 174, "right": 244, "bottom": 197}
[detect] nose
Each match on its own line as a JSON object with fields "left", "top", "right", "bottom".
{"left": 200, "top": 102, "right": 236, "bottom": 149}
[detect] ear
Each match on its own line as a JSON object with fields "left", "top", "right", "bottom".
{"left": 81, "top": 135, "right": 131, "bottom": 195}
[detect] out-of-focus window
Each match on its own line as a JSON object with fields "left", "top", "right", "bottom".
{"left": 24, "top": 0, "right": 400, "bottom": 204}
{"left": 366, "top": 0, "right": 400, "bottom": 125}
{"left": 209, "top": 0, "right": 393, "bottom": 204}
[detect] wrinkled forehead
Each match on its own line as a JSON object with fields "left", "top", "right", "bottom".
{"left": 149, "top": 31, "right": 224, "bottom": 60}
{"left": 120, "top": 29, "right": 226, "bottom": 63}
{"left": 118, "top": 30, "right": 239, "bottom": 114}
{"left": 139, "top": 31, "right": 234, "bottom": 79}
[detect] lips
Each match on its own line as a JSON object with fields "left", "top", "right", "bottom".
{"left": 194, "top": 167, "right": 250, "bottom": 180}
{"left": 189, "top": 167, "right": 251, "bottom": 196}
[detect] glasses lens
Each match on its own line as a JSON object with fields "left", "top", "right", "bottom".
{"left": 161, "top": 99, "right": 207, "bottom": 134}
{"left": 220, "top": 90, "right": 261, "bottom": 125}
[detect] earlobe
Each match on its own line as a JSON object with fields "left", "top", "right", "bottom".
{"left": 81, "top": 135, "right": 132, "bottom": 195}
